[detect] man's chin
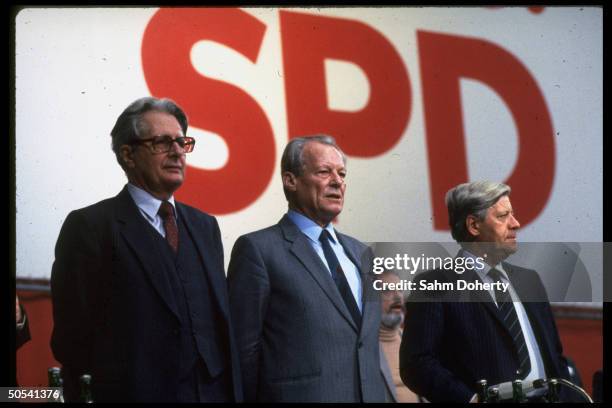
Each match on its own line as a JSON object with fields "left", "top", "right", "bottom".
{"left": 162, "top": 178, "right": 184, "bottom": 193}
{"left": 323, "top": 211, "right": 340, "bottom": 224}
{"left": 381, "top": 312, "right": 403, "bottom": 329}
{"left": 323, "top": 205, "right": 343, "bottom": 218}
{"left": 491, "top": 244, "right": 518, "bottom": 263}
{"left": 502, "top": 240, "right": 518, "bottom": 252}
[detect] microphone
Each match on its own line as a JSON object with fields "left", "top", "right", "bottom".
{"left": 486, "top": 378, "right": 593, "bottom": 403}
{"left": 488, "top": 379, "right": 537, "bottom": 401}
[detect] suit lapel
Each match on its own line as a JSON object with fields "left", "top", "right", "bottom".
{"left": 472, "top": 261, "right": 538, "bottom": 343}
{"left": 502, "top": 262, "right": 529, "bottom": 301}
{"left": 455, "top": 265, "right": 510, "bottom": 334}
{"left": 519, "top": 300, "right": 550, "bottom": 366}
{"left": 478, "top": 292, "right": 507, "bottom": 333}
{"left": 280, "top": 216, "right": 359, "bottom": 332}
{"left": 502, "top": 262, "right": 544, "bottom": 333}
{"left": 501, "top": 263, "right": 559, "bottom": 374}
{"left": 115, "top": 187, "right": 181, "bottom": 322}
{"left": 177, "top": 204, "right": 230, "bottom": 322}
{"left": 337, "top": 233, "right": 377, "bottom": 337}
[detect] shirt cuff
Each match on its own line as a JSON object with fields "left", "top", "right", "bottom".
{"left": 16, "top": 313, "right": 27, "bottom": 330}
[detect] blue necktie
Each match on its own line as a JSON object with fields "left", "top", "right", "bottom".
{"left": 319, "top": 230, "right": 361, "bottom": 327}
{"left": 489, "top": 268, "right": 531, "bottom": 378}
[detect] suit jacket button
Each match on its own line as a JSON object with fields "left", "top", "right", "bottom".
{"left": 516, "top": 369, "right": 522, "bottom": 376}
{"left": 358, "top": 341, "right": 363, "bottom": 348}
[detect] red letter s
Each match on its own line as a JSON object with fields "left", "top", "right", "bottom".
{"left": 142, "top": 8, "right": 275, "bottom": 214}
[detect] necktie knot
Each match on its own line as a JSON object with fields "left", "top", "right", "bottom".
{"left": 319, "top": 229, "right": 334, "bottom": 244}
{"left": 488, "top": 267, "right": 504, "bottom": 283}
{"left": 158, "top": 201, "right": 175, "bottom": 219}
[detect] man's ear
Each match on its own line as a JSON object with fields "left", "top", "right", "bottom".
{"left": 282, "top": 171, "right": 297, "bottom": 192}
{"left": 465, "top": 214, "right": 480, "bottom": 238}
{"left": 120, "top": 145, "right": 136, "bottom": 169}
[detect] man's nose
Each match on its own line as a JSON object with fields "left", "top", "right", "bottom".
{"left": 509, "top": 214, "right": 521, "bottom": 229}
{"left": 168, "top": 140, "right": 185, "bottom": 156}
{"left": 330, "top": 171, "right": 344, "bottom": 186}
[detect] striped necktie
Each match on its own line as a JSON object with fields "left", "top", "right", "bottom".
{"left": 488, "top": 268, "right": 531, "bottom": 378}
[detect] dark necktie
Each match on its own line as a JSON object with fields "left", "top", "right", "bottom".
{"left": 319, "top": 230, "right": 361, "bottom": 327}
{"left": 489, "top": 268, "right": 531, "bottom": 378}
{"left": 158, "top": 201, "right": 178, "bottom": 253}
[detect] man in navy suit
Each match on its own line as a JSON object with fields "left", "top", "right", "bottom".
{"left": 50, "top": 97, "right": 242, "bottom": 402}
{"left": 399, "top": 181, "right": 573, "bottom": 402}
{"left": 227, "top": 135, "right": 386, "bottom": 402}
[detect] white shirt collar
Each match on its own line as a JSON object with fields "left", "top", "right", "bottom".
{"left": 127, "top": 183, "right": 176, "bottom": 220}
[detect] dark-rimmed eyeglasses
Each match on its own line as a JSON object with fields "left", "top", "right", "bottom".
{"left": 129, "top": 135, "right": 196, "bottom": 154}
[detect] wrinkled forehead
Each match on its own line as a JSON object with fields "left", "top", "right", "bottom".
{"left": 302, "top": 142, "right": 345, "bottom": 167}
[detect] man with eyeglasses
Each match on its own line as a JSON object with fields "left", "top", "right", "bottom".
{"left": 50, "top": 97, "right": 243, "bottom": 402}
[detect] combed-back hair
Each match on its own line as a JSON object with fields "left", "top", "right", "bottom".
{"left": 110, "top": 96, "right": 188, "bottom": 169}
{"left": 445, "top": 181, "right": 511, "bottom": 242}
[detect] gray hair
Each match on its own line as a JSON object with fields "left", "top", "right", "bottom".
{"left": 110, "top": 96, "right": 188, "bottom": 169}
{"left": 281, "top": 134, "right": 346, "bottom": 176}
{"left": 445, "top": 181, "right": 511, "bottom": 242}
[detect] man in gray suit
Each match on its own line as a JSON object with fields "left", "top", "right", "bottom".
{"left": 228, "top": 135, "right": 386, "bottom": 402}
